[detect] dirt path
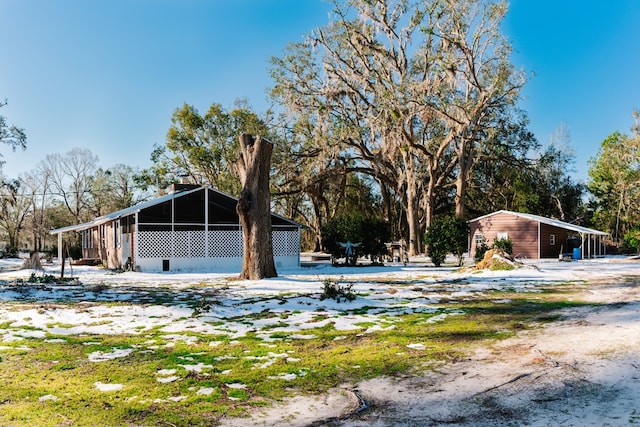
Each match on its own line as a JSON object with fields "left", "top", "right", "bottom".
{"left": 222, "top": 278, "right": 640, "bottom": 426}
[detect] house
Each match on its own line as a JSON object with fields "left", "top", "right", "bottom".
{"left": 468, "top": 210, "right": 609, "bottom": 259}
{"left": 50, "top": 184, "right": 303, "bottom": 272}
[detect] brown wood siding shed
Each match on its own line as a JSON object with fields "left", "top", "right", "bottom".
{"left": 470, "top": 212, "right": 539, "bottom": 259}
{"left": 469, "top": 210, "right": 608, "bottom": 260}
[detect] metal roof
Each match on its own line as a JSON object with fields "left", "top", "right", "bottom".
{"left": 469, "top": 210, "right": 609, "bottom": 236}
{"left": 50, "top": 186, "right": 302, "bottom": 235}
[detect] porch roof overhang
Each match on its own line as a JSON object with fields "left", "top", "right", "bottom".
{"left": 49, "top": 185, "right": 304, "bottom": 235}
{"left": 49, "top": 189, "right": 186, "bottom": 236}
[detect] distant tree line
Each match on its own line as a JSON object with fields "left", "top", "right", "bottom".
{"left": 588, "top": 110, "right": 640, "bottom": 253}
{"left": 0, "top": 146, "right": 153, "bottom": 257}
{"left": 0, "top": 0, "right": 632, "bottom": 258}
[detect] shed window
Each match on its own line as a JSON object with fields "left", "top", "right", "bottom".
{"left": 474, "top": 233, "right": 485, "bottom": 245}
{"left": 550, "top": 234, "right": 556, "bottom": 246}
{"left": 496, "top": 232, "right": 509, "bottom": 240}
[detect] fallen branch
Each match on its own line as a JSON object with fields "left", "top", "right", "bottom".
{"left": 474, "top": 372, "right": 533, "bottom": 396}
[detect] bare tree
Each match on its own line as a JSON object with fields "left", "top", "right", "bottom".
{"left": 39, "top": 148, "right": 98, "bottom": 224}
{"left": 235, "top": 134, "right": 278, "bottom": 280}
{"left": 20, "top": 170, "right": 53, "bottom": 252}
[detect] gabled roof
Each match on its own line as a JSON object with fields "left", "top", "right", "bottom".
{"left": 50, "top": 186, "right": 302, "bottom": 235}
{"left": 469, "top": 210, "right": 609, "bottom": 236}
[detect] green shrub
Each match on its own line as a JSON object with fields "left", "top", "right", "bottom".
{"left": 28, "top": 273, "right": 58, "bottom": 283}
{"left": 423, "top": 216, "right": 470, "bottom": 267}
{"left": 493, "top": 237, "right": 513, "bottom": 255}
{"left": 623, "top": 229, "right": 640, "bottom": 254}
{"left": 320, "top": 277, "right": 356, "bottom": 303}
{"left": 1, "top": 245, "right": 18, "bottom": 258}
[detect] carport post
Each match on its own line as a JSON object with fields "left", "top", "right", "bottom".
{"left": 57, "top": 233, "right": 62, "bottom": 263}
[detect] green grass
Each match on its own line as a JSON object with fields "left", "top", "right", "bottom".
{"left": 0, "top": 281, "right": 597, "bottom": 426}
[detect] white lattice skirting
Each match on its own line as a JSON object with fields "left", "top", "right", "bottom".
{"left": 136, "top": 229, "right": 299, "bottom": 272}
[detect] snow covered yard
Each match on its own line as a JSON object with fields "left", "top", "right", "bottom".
{"left": 1, "top": 256, "right": 639, "bottom": 426}
{"left": 0, "top": 257, "right": 550, "bottom": 341}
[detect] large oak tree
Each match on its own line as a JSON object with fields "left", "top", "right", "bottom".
{"left": 271, "top": 0, "right": 528, "bottom": 255}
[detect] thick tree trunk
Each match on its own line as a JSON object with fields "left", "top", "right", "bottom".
{"left": 455, "top": 140, "right": 469, "bottom": 218}
{"left": 406, "top": 186, "right": 421, "bottom": 256}
{"left": 236, "top": 134, "right": 278, "bottom": 280}
{"left": 401, "top": 151, "right": 422, "bottom": 256}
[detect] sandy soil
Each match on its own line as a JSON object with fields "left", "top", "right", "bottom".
{"left": 222, "top": 276, "right": 640, "bottom": 426}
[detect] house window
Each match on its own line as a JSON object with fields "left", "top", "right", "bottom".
{"left": 83, "top": 230, "right": 94, "bottom": 249}
{"left": 121, "top": 215, "right": 134, "bottom": 233}
{"left": 100, "top": 224, "right": 107, "bottom": 249}
{"left": 550, "top": 234, "right": 556, "bottom": 246}
{"left": 496, "top": 232, "right": 509, "bottom": 241}
{"left": 475, "top": 233, "right": 485, "bottom": 246}
{"left": 114, "top": 221, "right": 121, "bottom": 248}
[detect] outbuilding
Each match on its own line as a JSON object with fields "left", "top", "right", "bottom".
{"left": 50, "top": 184, "right": 303, "bottom": 272}
{"left": 468, "top": 210, "right": 608, "bottom": 259}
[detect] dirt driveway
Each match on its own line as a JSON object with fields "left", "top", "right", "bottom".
{"left": 222, "top": 276, "right": 640, "bottom": 426}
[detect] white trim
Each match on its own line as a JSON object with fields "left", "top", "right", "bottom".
{"left": 134, "top": 211, "right": 139, "bottom": 269}
{"left": 537, "top": 221, "right": 540, "bottom": 259}
{"left": 205, "top": 186, "right": 209, "bottom": 258}
{"left": 57, "top": 233, "right": 62, "bottom": 262}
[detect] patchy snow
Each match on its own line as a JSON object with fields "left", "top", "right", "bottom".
{"left": 196, "top": 387, "right": 216, "bottom": 396}
{"left": 156, "top": 376, "right": 180, "bottom": 384}
{"left": 2, "top": 255, "right": 640, "bottom": 425}
{"left": 88, "top": 348, "right": 133, "bottom": 362}
{"left": 269, "top": 372, "right": 304, "bottom": 381}
{"left": 406, "top": 343, "right": 427, "bottom": 350}
{"left": 94, "top": 381, "right": 123, "bottom": 392}
{"left": 227, "top": 383, "right": 247, "bottom": 390}
{"left": 179, "top": 362, "right": 213, "bottom": 373}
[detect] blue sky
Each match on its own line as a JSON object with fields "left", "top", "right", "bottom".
{"left": 1, "top": 0, "right": 639, "bottom": 183}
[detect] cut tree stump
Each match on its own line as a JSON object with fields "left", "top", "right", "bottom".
{"left": 22, "top": 252, "right": 43, "bottom": 270}
{"left": 235, "top": 133, "right": 278, "bottom": 280}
